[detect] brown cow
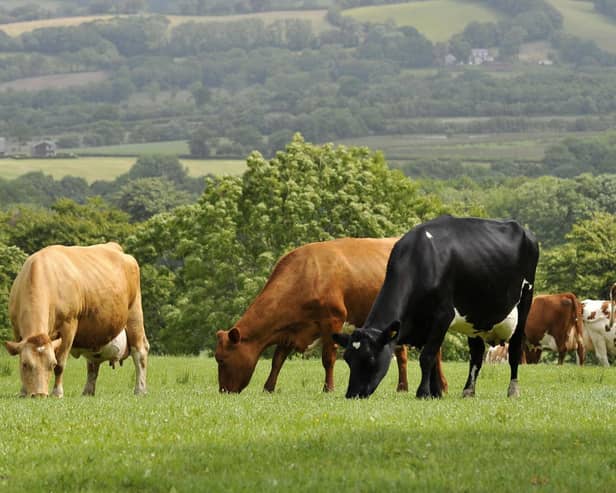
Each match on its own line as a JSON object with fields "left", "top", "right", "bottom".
{"left": 523, "top": 293, "right": 585, "bottom": 365}
{"left": 4, "top": 242, "right": 149, "bottom": 397}
{"left": 215, "top": 237, "right": 448, "bottom": 394}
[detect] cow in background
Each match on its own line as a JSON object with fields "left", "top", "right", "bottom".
{"left": 335, "top": 216, "right": 539, "bottom": 399}
{"left": 215, "top": 238, "right": 448, "bottom": 394}
{"left": 5, "top": 243, "right": 149, "bottom": 397}
{"left": 581, "top": 284, "right": 616, "bottom": 366}
{"left": 485, "top": 344, "right": 508, "bottom": 364}
{"left": 523, "top": 293, "right": 585, "bottom": 365}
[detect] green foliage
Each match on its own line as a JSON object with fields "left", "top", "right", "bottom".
{"left": 1, "top": 198, "right": 133, "bottom": 254}
{"left": 129, "top": 135, "right": 447, "bottom": 354}
{"left": 541, "top": 212, "right": 616, "bottom": 298}
{"left": 0, "top": 243, "right": 27, "bottom": 342}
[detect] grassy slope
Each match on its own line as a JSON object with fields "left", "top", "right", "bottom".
{"left": 0, "top": 355, "right": 614, "bottom": 492}
{"left": 0, "top": 156, "right": 246, "bottom": 182}
{"left": 546, "top": 0, "right": 616, "bottom": 54}
{"left": 343, "top": 0, "right": 500, "bottom": 42}
{"left": 0, "top": 10, "right": 329, "bottom": 37}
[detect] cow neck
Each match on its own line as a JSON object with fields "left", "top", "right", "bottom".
{"left": 234, "top": 296, "right": 286, "bottom": 352}
{"left": 363, "top": 274, "right": 414, "bottom": 336}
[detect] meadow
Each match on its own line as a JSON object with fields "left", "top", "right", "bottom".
{"left": 0, "top": 10, "right": 330, "bottom": 37}
{"left": 545, "top": 0, "right": 616, "bottom": 54}
{"left": 343, "top": 0, "right": 500, "bottom": 42}
{"left": 0, "top": 354, "right": 614, "bottom": 492}
{"left": 0, "top": 156, "right": 246, "bottom": 182}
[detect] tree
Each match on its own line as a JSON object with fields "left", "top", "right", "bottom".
{"left": 129, "top": 134, "right": 447, "bottom": 354}
{"left": 0, "top": 243, "right": 27, "bottom": 342}
{"left": 113, "top": 177, "right": 193, "bottom": 222}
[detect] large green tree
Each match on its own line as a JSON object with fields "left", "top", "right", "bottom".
{"left": 129, "top": 135, "right": 447, "bottom": 353}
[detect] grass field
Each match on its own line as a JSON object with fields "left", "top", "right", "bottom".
{"left": 546, "top": 0, "right": 616, "bottom": 54}
{"left": 336, "top": 131, "right": 606, "bottom": 163}
{"left": 343, "top": 0, "right": 500, "bottom": 42}
{"left": 0, "top": 355, "right": 614, "bottom": 492}
{"left": 68, "top": 140, "right": 190, "bottom": 156}
{"left": 0, "top": 71, "right": 109, "bottom": 92}
{"left": 0, "top": 156, "right": 246, "bottom": 182}
{"left": 0, "top": 10, "right": 330, "bottom": 37}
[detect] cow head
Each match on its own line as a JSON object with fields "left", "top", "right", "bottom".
{"left": 4, "top": 334, "right": 62, "bottom": 397}
{"left": 333, "top": 321, "right": 400, "bottom": 398}
{"left": 215, "top": 328, "right": 258, "bottom": 393}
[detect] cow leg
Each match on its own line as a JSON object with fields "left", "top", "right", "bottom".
{"left": 321, "top": 334, "right": 338, "bottom": 393}
{"left": 394, "top": 345, "right": 408, "bottom": 392}
{"left": 52, "top": 320, "right": 78, "bottom": 398}
{"left": 126, "top": 297, "right": 149, "bottom": 395}
{"left": 590, "top": 332, "right": 609, "bottom": 366}
{"left": 462, "top": 337, "right": 485, "bottom": 398}
{"left": 576, "top": 335, "right": 585, "bottom": 366}
{"left": 416, "top": 309, "right": 453, "bottom": 399}
{"left": 263, "top": 345, "right": 292, "bottom": 393}
{"left": 82, "top": 360, "right": 101, "bottom": 396}
{"left": 508, "top": 286, "right": 533, "bottom": 397}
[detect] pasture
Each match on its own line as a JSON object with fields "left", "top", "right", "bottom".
{"left": 545, "top": 0, "right": 616, "bottom": 54}
{"left": 0, "top": 355, "right": 614, "bottom": 492}
{"left": 343, "top": 0, "right": 500, "bottom": 42}
{"left": 0, "top": 10, "right": 330, "bottom": 37}
{"left": 0, "top": 157, "right": 246, "bottom": 182}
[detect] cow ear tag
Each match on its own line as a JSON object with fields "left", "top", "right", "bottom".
{"left": 390, "top": 330, "right": 398, "bottom": 340}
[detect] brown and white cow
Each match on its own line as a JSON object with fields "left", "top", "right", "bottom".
{"left": 523, "top": 293, "right": 585, "bottom": 365}
{"left": 581, "top": 284, "right": 616, "bottom": 366}
{"left": 215, "top": 237, "right": 448, "bottom": 394}
{"left": 4, "top": 242, "right": 149, "bottom": 397}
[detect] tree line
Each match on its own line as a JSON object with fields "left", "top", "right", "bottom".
{"left": 2, "top": 136, "right": 616, "bottom": 356}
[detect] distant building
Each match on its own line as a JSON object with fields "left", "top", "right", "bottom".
{"left": 538, "top": 59, "right": 554, "bottom": 66}
{"left": 444, "top": 54, "right": 457, "bottom": 66}
{"left": 468, "top": 48, "right": 494, "bottom": 65}
{"left": 31, "top": 140, "right": 56, "bottom": 157}
{"left": 0, "top": 137, "right": 5, "bottom": 156}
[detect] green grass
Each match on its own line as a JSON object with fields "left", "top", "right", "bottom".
{"left": 546, "top": 0, "right": 616, "bottom": 54}
{"left": 0, "top": 10, "right": 330, "bottom": 37}
{"left": 343, "top": 0, "right": 500, "bottom": 42}
{"left": 68, "top": 140, "right": 190, "bottom": 156}
{"left": 0, "top": 156, "right": 246, "bottom": 182}
{"left": 0, "top": 355, "right": 615, "bottom": 492}
{"left": 336, "top": 130, "right": 608, "bottom": 162}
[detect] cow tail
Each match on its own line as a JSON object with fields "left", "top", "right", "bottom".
{"left": 610, "top": 283, "right": 616, "bottom": 329}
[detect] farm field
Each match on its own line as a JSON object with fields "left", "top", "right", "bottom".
{"left": 0, "top": 157, "right": 246, "bottom": 182}
{"left": 545, "top": 0, "right": 616, "bottom": 54}
{"left": 336, "top": 131, "right": 605, "bottom": 163}
{"left": 68, "top": 140, "right": 191, "bottom": 156}
{"left": 0, "top": 71, "right": 109, "bottom": 92}
{"left": 0, "top": 355, "right": 614, "bottom": 492}
{"left": 0, "top": 10, "right": 330, "bottom": 37}
{"left": 343, "top": 0, "right": 500, "bottom": 42}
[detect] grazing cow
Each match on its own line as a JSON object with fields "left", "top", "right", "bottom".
{"left": 485, "top": 344, "right": 508, "bottom": 364}
{"left": 215, "top": 237, "right": 448, "bottom": 394}
{"left": 4, "top": 242, "right": 149, "bottom": 397}
{"left": 333, "top": 215, "right": 539, "bottom": 399}
{"left": 580, "top": 284, "right": 616, "bottom": 366}
{"left": 523, "top": 293, "right": 585, "bottom": 365}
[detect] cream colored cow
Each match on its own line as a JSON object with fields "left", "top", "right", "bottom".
{"left": 5, "top": 242, "right": 149, "bottom": 397}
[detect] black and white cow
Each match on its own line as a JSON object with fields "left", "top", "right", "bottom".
{"left": 333, "top": 215, "right": 539, "bottom": 399}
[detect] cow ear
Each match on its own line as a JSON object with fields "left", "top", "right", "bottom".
{"left": 379, "top": 320, "right": 401, "bottom": 346}
{"left": 5, "top": 340, "right": 22, "bottom": 356}
{"left": 228, "top": 328, "right": 241, "bottom": 344}
{"left": 332, "top": 332, "right": 350, "bottom": 348}
{"left": 51, "top": 338, "right": 62, "bottom": 352}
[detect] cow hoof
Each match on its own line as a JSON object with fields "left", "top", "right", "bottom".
{"left": 462, "top": 388, "right": 475, "bottom": 398}
{"left": 322, "top": 385, "right": 334, "bottom": 393}
{"left": 415, "top": 389, "right": 431, "bottom": 399}
{"left": 396, "top": 383, "right": 409, "bottom": 393}
{"left": 507, "top": 380, "right": 520, "bottom": 398}
{"left": 263, "top": 386, "right": 275, "bottom": 393}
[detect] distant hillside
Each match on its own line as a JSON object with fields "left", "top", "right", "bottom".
{"left": 546, "top": 0, "right": 616, "bottom": 53}
{"left": 343, "top": 0, "right": 501, "bottom": 42}
{"left": 0, "top": 10, "right": 330, "bottom": 37}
